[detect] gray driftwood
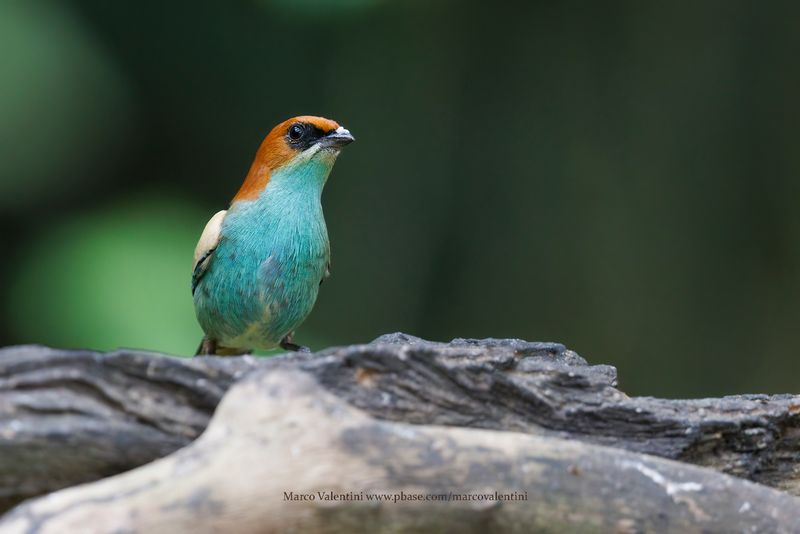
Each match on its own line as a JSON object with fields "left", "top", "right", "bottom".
{"left": 2, "top": 369, "right": 800, "bottom": 534}
{"left": 1, "top": 334, "right": 800, "bottom": 528}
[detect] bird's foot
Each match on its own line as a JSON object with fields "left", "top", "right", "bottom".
{"left": 280, "top": 333, "right": 311, "bottom": 353}
{"left": 195, "top": 336, "right": 252, "bottom": 356}
{"left": 195, "top": 336, "right": 217, "bottom": 356}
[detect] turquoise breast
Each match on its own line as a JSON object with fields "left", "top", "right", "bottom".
{"left": 193, "top": 158, "right": 332, "bottom": 350}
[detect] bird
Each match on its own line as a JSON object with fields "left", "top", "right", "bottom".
{"left": 191, "top": 115, "right": 354, "bottom": 356}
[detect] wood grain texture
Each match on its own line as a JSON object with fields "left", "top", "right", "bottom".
{"left": 2, "top": 369, "right": 799, "bottom": 534}
{"left": 2, "top": 334, "right": 800, "bottom": 519}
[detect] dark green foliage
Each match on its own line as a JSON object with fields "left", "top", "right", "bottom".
{"left": 2, "top": 0, "right": 799, "bottom": 397}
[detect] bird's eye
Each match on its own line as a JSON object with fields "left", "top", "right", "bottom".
{"left": 288, "top": 124, "right": 305, "bottom": 141}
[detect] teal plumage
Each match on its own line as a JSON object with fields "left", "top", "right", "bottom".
{"left": 192, "top": 116, "right": 353, "bottom": 355}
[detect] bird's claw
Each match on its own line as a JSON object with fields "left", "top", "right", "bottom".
{"left": 279, "top": 333, "right": 311, "bottom": 353}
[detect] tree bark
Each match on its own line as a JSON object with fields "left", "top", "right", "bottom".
{"left": 2, "top": 334, "right": 800, "bottom": 528}
{"left": 2, "top": 369, "right": 799, "bottom": 534}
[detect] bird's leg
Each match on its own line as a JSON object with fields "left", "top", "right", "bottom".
{"left": 196, "top": 337, "right": 253, "bottom": 357}
{"left": 279, "top": 332, "right": 311, "bottom": 353}
{"left": 195, "top": 336, "right": 218, "bottom": 356}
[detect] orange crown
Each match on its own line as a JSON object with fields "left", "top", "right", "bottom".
{"left": 232, "top": 116, "right": 341, "bottom": 202}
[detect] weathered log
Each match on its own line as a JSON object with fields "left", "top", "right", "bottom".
{"left": 0, "top": 345, "right": 263, "bottom": 512}
{"left": 310, "top": 334, "right": 800, "bottom": 496}
{"left": 1, "top": 334, "right": 800, "bottom": 515}
{"left": 2, "top": 369, "right": 799, "bottom": 534}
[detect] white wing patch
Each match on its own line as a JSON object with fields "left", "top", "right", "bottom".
{"left": 192, "top": 210, "right": 227, "bottom": 294}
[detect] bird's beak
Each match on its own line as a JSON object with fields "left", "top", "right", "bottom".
{"left": 318, "top": 127, "right": 355, "bottom": 149}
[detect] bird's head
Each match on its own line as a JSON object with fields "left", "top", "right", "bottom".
{"left": 233, "top": 115, "right": 354, "bottom": 202}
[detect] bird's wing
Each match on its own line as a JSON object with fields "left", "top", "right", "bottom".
{"left": 192, "top": 210, "right": 227, "bottom": 295}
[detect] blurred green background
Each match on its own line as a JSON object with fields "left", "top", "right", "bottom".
{"left": 1, "top": 0, "right": 798, "bottom": 398}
